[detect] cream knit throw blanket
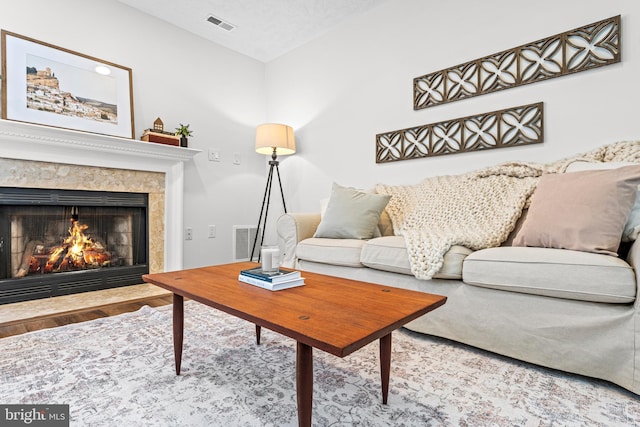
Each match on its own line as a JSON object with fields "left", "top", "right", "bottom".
{"left": 375, "top": 141, "right": 640, "bottom": 280}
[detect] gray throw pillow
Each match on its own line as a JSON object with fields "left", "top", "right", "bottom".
{"left": 314, "top": 183, "right": 391, "bottom": 239}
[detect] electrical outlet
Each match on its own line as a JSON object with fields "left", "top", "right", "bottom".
{"left": 208, "top": 225, "right": 216, "bottom": 238}
{"left": 185, "top": 227, "right": 193, "bottom": 240}
{"left": 233, "top": 152, "right": 241, "bottom": 165}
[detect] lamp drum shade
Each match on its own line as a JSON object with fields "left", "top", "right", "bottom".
{"left": 255, "top": 123, "right": 296, "bottom": 155}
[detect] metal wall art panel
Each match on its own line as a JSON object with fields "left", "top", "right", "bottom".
{"left": 413, "top": 15, "right": 620, "bottom": 110}
{"left": 376, "top": 102, "right": 543, "bottom": 163}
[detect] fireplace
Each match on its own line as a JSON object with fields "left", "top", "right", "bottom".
{"left": 0, "top": 187, "right": 149, "bottom": 304}
{"left": 0, "top": 119, "right": 199, "bottom": 309}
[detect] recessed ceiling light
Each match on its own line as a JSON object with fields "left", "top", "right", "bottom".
{"left": 95, "top": 65, "right": 111, "bottom": 75}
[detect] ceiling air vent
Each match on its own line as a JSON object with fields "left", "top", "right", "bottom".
{"left": 207, "top": 15, "right": 235, "bottom": 32}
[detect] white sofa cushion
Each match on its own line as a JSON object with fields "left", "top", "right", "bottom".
{"left": 360, "top": 236, "right": 472, "bottom": 279}
{"left": 297, "top": 238, "right": 366, "bottom": 267}
{"left": 297, "top": 235, "right": 472, "bottom": 278}
{"left": 463, "top": 247, "right": 636, "bottom": 303}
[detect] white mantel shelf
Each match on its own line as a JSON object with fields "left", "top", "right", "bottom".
{"left": 0, "top": 119, "right": 201, "bottom": 164}
{"left": 0, "top": 119, "right": 201, "bottom": 272}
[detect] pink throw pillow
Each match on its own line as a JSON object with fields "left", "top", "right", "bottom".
{"left": 513, "top": 165, "right": 640, "bottom": 256}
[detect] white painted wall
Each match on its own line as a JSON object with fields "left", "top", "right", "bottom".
{"left": 266, "top": 0, "right": 640, "bottom": 214}
{"left": 0, "top": 0, "right": 268, "bottom": 268}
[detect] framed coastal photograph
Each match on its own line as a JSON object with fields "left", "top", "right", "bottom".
{"left": 1, "top": 30, "right": 134, "bottom": 138}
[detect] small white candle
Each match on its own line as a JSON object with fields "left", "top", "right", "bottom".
{"left": 261, "top": 246, "right": 280, "bottom": 273}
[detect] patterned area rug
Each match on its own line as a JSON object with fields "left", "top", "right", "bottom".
{"left": 1, "top": 301, "right": 639, "bottom": 426}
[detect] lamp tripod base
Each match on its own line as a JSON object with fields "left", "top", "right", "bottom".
{"left": 250, "top": 158, "right": 287, "bottom": 262}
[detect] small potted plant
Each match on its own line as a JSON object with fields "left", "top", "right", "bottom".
{"left": 175, "top": 123, "right": 193, "bottom": 148}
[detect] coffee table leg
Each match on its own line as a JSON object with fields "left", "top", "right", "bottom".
{"left": 256, "top": 325, "right": 262, "bottom": 345}
{"left": 173, "top": 294, "right": 184, "bottom": 375}
{"left": 380, "top": 333, "right": 391, "bottom": 404}
{"left": 296, "top": 342, "right": 313, "bottom": 427}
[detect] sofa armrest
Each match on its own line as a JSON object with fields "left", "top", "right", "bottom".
{"left": 277, "top": 213, "right": 321, "bottom": 268}
{"left": 626, "top": 240, "right": 640, "bottom": 306}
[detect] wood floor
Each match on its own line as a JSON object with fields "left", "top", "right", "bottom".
{"left": 0, "top": 295, "right": 173, "bottom": 339}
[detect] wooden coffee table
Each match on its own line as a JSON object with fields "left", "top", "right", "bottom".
{"left": 143, "top": 262, "right": 446, "bottom": 427}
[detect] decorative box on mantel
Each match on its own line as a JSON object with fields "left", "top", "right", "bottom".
{"left": 141, "top": 129, "right": 181, "bottom": 146}
{"left": 0, "top": 119, "right": 200, "bottom": 273}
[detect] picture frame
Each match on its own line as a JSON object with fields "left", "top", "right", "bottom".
{"left": 1, "top": 30, "right": 134, "bottom": 139}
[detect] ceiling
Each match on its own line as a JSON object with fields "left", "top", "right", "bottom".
{"left": 117, "top": 0, "right": 388, "bottom": 63}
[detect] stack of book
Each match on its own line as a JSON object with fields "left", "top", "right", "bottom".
{"left": 238, "top": 267, "right": 305, "bottom": 291}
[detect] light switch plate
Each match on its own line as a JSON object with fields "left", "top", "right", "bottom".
{"left": 208, "top": 149, "right": 221, "bottom": 162}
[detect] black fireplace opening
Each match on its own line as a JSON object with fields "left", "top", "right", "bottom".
{"left": 0, "top": 187, "right": 149, "bottom": 304}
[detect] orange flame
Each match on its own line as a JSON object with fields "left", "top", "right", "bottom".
{"left": 43, "top": 220, "right": 111, "bottom": 273}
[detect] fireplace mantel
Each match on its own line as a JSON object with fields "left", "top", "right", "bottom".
{"left": 0, "top": 119, "right": 201, "bottom": 272}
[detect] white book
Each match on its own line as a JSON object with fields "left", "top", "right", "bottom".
{"left": 238, "top": 274, "right": 305, "bottom": 291}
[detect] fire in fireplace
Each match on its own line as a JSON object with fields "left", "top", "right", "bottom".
{"left": 0, "top": 188, "right": 149, "bottom": 304}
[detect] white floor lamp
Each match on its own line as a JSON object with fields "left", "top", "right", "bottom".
{"left": 251, "top": 123, "right": 296, "bottom": 261}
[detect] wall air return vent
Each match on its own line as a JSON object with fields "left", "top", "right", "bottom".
{"left": 207, "top": 15, "right": 236, "bottom": 32}
{"left": 233, "top": 225, "right": 259, "bottom": 261}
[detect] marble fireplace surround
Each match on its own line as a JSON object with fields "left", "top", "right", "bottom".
{"left": 0, "top": 120, "right": 200, "bottom": 321}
